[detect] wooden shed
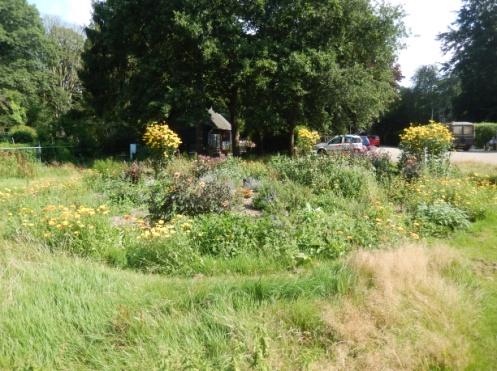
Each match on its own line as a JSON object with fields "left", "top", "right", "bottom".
{"left": 206, "top": 108, "right": 232, "bottom": 156}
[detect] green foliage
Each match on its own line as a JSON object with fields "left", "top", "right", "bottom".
{"left": 4, "top": 155, "right": 497, "bottom": 280}
{"left": 0, "top": 0, "right": 50, "bottom": 94}
{"left": 0, "top": 151, "right": 36, "bottom": 178}
{"left": 8, "top": 125, "right": 37, "bottom": 143}
{"left": 81, "top": 0, "right": 405, "bottom": 153}
{"left": 2, "top": 159, "right": 497, "bottom": 369}
{"left": 85, "top": 160, "right": 149, "bottom": 206}
{"left": 388, "top": 174, "right": 493, "bottom": 222}
{"left": 369, "top": 151, "right": 398, "bottom": 183}
{"left": 188, "top": 214, "right": 292, "bottom": 259}
{"left": 270, "top": 155, "right": 373, "bottom": 199}
{"left": 92, "top": 159, "right": 128, "bottom": 179}
{"left": 253, "top": 179, "right": 313, "bottom": 212}
{"left": 475, "top": 123, "right": 497, "bottom": 148}
{"left": 126, "top": 232, "right": 201, "bottom": 275}
{"left": 0, "top": 90, "right": 27, "bottom": 127}
{"left": 44, "top": 18, "right": 85, "bottom": 118}
{"left": 148, "top": 174, "right": 240, "bottom": 220}
{"left": 415, "top": 201, "right": 470, "bottom": 236}
{"left": 375, "top": 66, "right": 460, "bottom": 146}
{"left": 441, "top": 0, "right": 497, "bottom": 122}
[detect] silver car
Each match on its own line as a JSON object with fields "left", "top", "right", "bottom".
{"left": 314, "top": 135, "right": 366, "bottom": 154}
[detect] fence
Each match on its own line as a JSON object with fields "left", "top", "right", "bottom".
{"left": 0, "top": 145, "right": 74, "bottom": 162}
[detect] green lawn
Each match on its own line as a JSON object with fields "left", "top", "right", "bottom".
{"left": 449, "top": 211, "right": 497, "bottom": 369}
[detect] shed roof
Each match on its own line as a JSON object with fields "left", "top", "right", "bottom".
{"left": 208, "top": 108, "right": 232, "bottom": 131}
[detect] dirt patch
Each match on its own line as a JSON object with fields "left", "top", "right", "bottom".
{"left": 111, "top": 209, "right": 148, "bottom": 227}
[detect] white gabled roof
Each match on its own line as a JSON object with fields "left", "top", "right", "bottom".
{"left": 208, "top": 108, "right": 232, "bottom": 131}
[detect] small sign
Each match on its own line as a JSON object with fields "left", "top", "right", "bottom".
{"left": 130, "top": 144, "right": 137, "bottom": 160}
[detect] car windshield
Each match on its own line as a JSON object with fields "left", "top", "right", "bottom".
{"left": 328, "top": 136, "right": 342, "bottom": 144}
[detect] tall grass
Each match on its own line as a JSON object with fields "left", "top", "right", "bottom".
{"left": 0, "top": 240, "right": 353, "bottom": 369}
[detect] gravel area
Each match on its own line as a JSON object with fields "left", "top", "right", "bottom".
{"left": 378, "top": 147, "right": 497, "bottom": 165}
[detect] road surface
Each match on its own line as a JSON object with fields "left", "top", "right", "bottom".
{"left": 378, "top": 147, "right": 497, "bottom": 166}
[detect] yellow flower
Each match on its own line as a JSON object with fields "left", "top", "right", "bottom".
{"left": 143, "top": 122, "right": 181, "bottom": 159}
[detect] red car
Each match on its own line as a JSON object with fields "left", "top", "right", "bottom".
{"left": 368, "top": 135, "right": 380, "bottom": 147}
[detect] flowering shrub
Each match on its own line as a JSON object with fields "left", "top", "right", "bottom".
{"left": 400, "top": 121, "right": 453, "bottom": 158}
{"left": 148, "top": 174, "right": 239, "bottom": 220}
{"left": 143, "top": 122, "right": 181, "bottom": 174}
{"left": 389, "top": 174, "right": 496, "bottom": 221}
{"left": 296, "top": 127, "right": 320, "bottom": 155}
{"left": 399, "top": 122, "right": 453, "bottom": 178}
{"left": 13, "top": 204, "right": 125, "bottom": 262}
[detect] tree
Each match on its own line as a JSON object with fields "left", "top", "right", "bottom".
{"left": 247, "top": 0, "right": 404, "bottom": 153}
{"left": 0, "top": 0, "right": 51, "bottom": 127}
{"left": 81, "top": 0, "right": 404, "bottom": 154}
{"left": 44, "top": 17, "right": 85, "bottom": 119}
{"left": 0, "top": 90, "right": 26, "bottom": 128}
{"left": 440, "top": 0, "right": 497, "bottom": 121}
{"left": 411, "top": 65, "right": 459, "bottom": 123}
{"left": 375, "top": 65, "right": 460, "bottom": 145}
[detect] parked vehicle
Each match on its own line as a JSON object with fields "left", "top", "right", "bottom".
{"left": 360, "top": 135, "right": 371, "bottom": 149}
{"left": 368, "top": 135, "right": 380, "bottom": 147}
{"left": 447, "top": 122, "right": 474, "bottom": 151}
{"left": 315, "top": 135, "right": 366, "bottom": 154}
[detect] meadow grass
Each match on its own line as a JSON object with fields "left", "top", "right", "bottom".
{"left": 448, "top": 210, "right": 497, "bottom": 369}
{"left": 0, "top": 240, "right": 354, "bottom": 369}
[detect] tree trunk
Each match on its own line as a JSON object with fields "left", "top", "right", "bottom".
{"left": 195, "top": 120, "right": 203, "bottom": 155}
{"left": 288, "top": 121, "right": 296, "bottom": 156}
{"left": 229, "top": 90, "right": 241, "bottom": 156}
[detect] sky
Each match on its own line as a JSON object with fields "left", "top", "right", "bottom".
{"left": 388, "top": 0, "right": 462, "bottom": 85}
{"left": 29, "top": 0, "right": 463, "bottom": 86}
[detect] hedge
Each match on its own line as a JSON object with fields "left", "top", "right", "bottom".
{"left": 475, "top": 123, "right": 497, "bottom": 148}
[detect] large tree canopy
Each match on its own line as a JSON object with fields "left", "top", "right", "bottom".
{"left": 0, "top": 0, "right": 50, "bottom": 128}
{"left": 440, "top": 0, "right": 497, "bottom": 122}
{"left": 374, "top": 64, "right": 460, "bottom": 145}
{"left": 0, "top": 0, "right": 85, "bottom": 144}
{"left": 81, "top": 0, "right": 404, "bottom": 153}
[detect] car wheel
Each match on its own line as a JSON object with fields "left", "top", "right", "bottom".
{"left": 317, "top": 149, "right": 327, "bottom": 155}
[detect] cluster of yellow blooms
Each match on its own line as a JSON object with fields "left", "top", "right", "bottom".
{"left": 0, "top": 188, "right": 13, "bottom": 202}
{"left": 296, "top": 127, "right": 320, "bottom": 154}
{"left": 400, "top": 121, "right": 453, "bottom": 155}
{"left": 468, "top": 173, "right": 497, "bottom": 191}
{"left": 138, "top": 215, "right": 192, "bottom": 240}
{"left": 1, "top": 178, "right": 81, "bottom": 204}
{"left": 143, "top": 122, "right": 182, "bottom": 159}
{"left": 18, "top": 204, "right": 111, "bottom": 239}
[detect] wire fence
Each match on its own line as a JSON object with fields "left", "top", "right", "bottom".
{"left": 0, "top": 145, "right": 74, "bottom": 162}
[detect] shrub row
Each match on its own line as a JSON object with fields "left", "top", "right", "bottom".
{"left": 475, "top": 123, "right": 497, "bottom": 148}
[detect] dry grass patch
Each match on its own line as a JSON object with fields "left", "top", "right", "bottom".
{"left": 315, "top": 245, "right": 476, "bottom": 370}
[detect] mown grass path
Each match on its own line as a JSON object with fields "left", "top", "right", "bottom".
{"left": 449, "top": 211, "right": 497, "bottom": 370}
